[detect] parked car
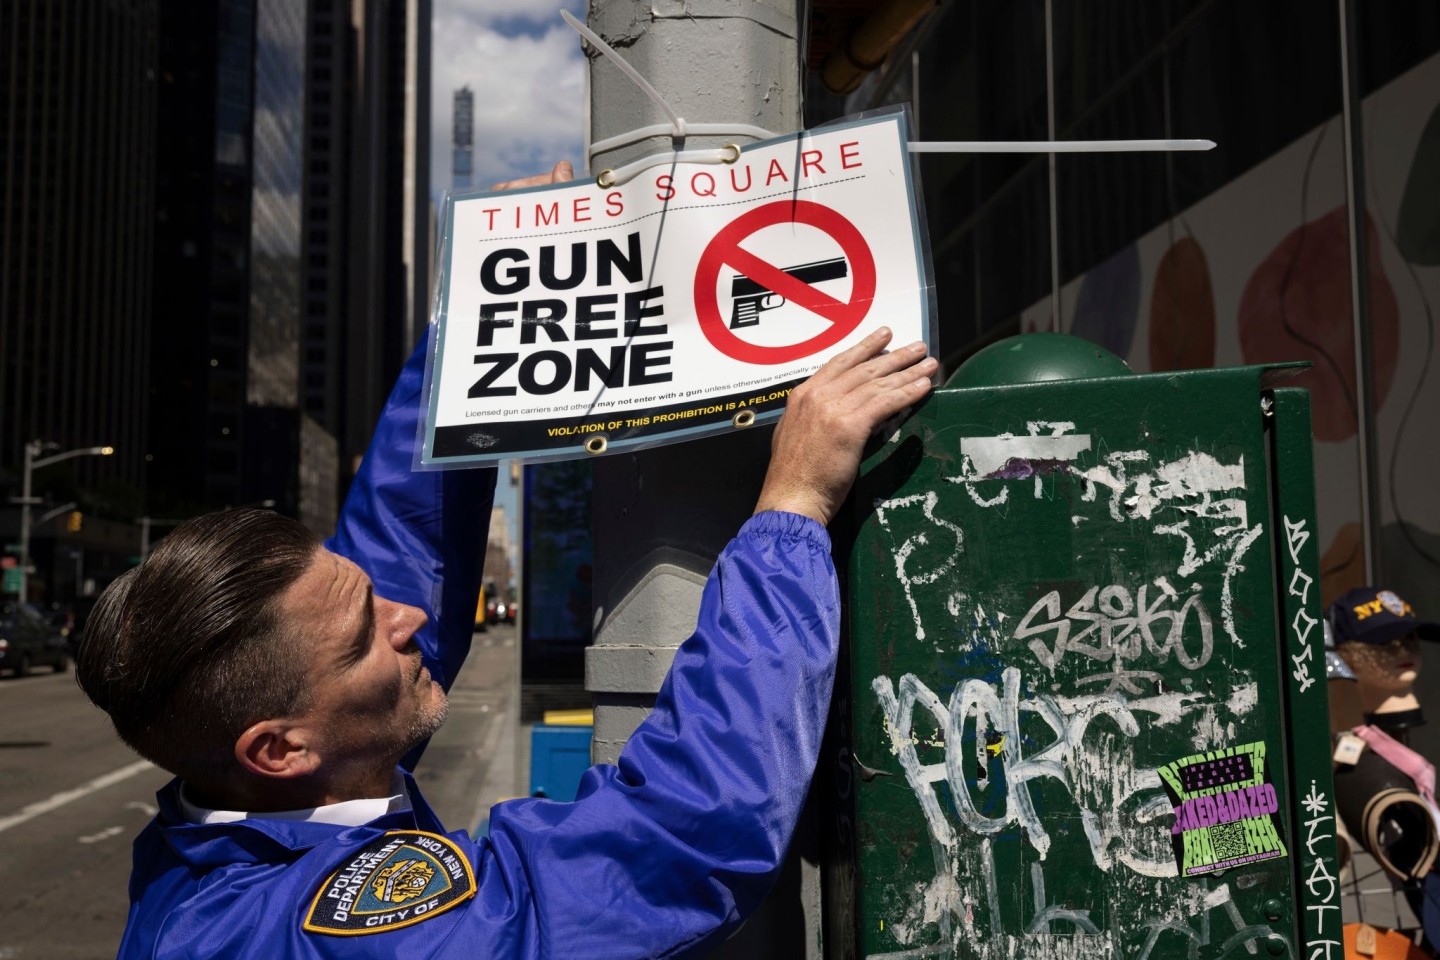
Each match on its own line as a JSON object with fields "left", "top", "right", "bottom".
{"left": 486, "top": 597, "right": 517, "bottom": 624}
{"left": 0, "top": 602, "right": 72, "bottom": 677}
{"left": 42, "top": 601, "right": 74, "bottom": 631}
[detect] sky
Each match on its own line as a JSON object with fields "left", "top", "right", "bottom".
{"left": 430, "top": 0, "right": 587, "bottom": 195}
{"left": 429, "top": 0, "right": 588, "bottom": 557}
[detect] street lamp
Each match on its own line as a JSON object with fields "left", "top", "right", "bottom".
{"left": 16, "top": 441, "right": 114, "bottom": 602}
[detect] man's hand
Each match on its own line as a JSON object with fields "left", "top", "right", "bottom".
{"left": 491, "top": 160, "right": 574, "bottom": 191}
{"left": 754, "top": 328, "right": 937, "bottom": 525}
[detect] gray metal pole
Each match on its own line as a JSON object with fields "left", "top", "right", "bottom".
{"left": 18, "top": 441, "right": 37, "bottom": 602}
{"left": 584, "top": 0, "right": 802, "bottom": 772}
{"left": 583, "top": 3, "right": 817, "bottom": 956}
{"left": 1337, "top": 0, "right": 1382, "bottom": 583}
{"left": 16, "top": 445, "right": 113, "bottom": 598}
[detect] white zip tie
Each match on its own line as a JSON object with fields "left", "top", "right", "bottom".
{"left": 589, "top": 121, "right": 779, "bottom": 160}
{"left": 559, "top": 12, "right": 1214, "bottom": 189}
{"left": 562, "top": 11, "right": 780, "bottom": 187}
{"left": 597, "top": 144, "right": 741, "bottom": 189}
{"left": 908, "top": 139, "right": 1216, "bottom": 153}
{"left": 562, "top": 11, "right": 685, "bottom": 139}
{"left": 589, "top": 135, "right": 1217, "bottom": 188}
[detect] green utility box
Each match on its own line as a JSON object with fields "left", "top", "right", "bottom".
{"left": 827, "top": 335, "right": 1340, "bottom": 960}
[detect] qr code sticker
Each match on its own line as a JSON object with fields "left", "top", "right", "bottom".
{"left": 1209, "top": 821, "right": 1248, "bottom": 862}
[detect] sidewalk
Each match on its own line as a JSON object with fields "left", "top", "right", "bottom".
{"left": 417, "top": 623, "right": 594, "bottom": 835}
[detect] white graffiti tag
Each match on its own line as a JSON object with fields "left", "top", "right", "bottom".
{"left": 875, "top": 492, "right": 965, "bottom": 643}
{"left": 1284, "top": 516, "right": 1319, "bottom": 693}
{"left": 1301, "top": 781, "right": 1341, "bottom": 960}
{"left": 872, "top": 667, "right": 1179, "bottom": 873}
{"left": 1014, "top": 581, "right": 1215, "bottom": 693}
{"left": 1133, "top": 882, "right": 1282, "bottom": 960}
{"left": 867, "top": 666, "right": 1285, "bottom": 960}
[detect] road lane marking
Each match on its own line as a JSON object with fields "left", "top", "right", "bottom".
{"left": 0, "top": 759, "right": 155, "bottom": 834}
{"left": 0, "top": 672, "right": 71, "bottom": 692}
{"left": 78, "top": 825, "right": 125, "bottom": 843}
{"left": 466, "top": 706, "right": 511, "bottom": 834}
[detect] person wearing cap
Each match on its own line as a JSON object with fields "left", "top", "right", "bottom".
{"left": 1328, "top": 587, "right": 1440, "bottom": 953}
{"left": 1330, "top": 586, "right": 1440, "bottom": 734}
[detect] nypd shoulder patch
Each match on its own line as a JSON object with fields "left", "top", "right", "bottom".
{"left": 304, "top": 830, "right": 476, "bottom": 936}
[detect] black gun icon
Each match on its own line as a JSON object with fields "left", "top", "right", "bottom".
{"left": 729, "top": 258, "right": 848, "bottom": 328}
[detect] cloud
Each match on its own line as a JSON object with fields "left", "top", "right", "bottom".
{"left": 439, "top": 0, "right": 578, "bottom": 22}
{"left": 430, "top": 0, "right": 587, "bottom": 198}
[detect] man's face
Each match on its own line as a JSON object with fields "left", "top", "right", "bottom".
{"left": 279, "top": 547, "right": 447, "bottom": 769}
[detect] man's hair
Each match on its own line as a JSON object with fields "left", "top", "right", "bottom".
{"left": 76, "top": 508, "right": 319, "bottom": 782}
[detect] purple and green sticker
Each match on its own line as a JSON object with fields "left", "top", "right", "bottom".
{"left": 1158, "top": 741, "right": 1288, "bottom": 876}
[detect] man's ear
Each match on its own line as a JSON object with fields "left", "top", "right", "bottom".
{"left": 235, "top": 720, "right": 320, "bottom": 779}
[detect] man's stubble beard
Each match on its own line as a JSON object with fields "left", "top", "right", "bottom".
{"left": 406, "top": 687, "right": 449, "bottom": 751}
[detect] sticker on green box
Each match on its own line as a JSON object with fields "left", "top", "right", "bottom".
{"left": 1158, "top": 741, "right": 1288, "bottom": 876}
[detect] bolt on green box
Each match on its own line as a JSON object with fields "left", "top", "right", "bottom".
{"left": 825, "top": 335, "right": 1340, "bottom": 960}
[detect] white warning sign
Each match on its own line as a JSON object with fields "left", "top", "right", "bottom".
{"left": 422, "top": 109, "right": 932, "bottom": 466}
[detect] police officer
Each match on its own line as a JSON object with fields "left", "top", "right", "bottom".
{"left": 75, "top": 176, "right": 938, "bottom": 955}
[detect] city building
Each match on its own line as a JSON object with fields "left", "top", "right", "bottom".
{"left": 344, "top": 0, "right": 433, "bottom": 479}
{"left": 484, "top": 504, "right": 513, "bottom": 598}
{"left": 453, "top": 85, "right": 474, "bottom": 189}
{"left": 147, "top": 0, "right": 337, "bottom": 532}
{"left": 0, "top": 0, "right": 436, "bottom": 601}
{"left": 0, "top": 0, "right": 159, "bottom": 600}
{"left": 806, "top": 1, "right": 1440, "bottom": 614}
{"left": 149, "top": 0, "right": 432, "bottom": 534}
{"left": 299, "top": 0, "right": 351, "bottom": 474}
{"left": 306, "top": 0, "right": 431, "bottom": 499}
{"left": 805, "top": 0, "right": 1440, "bottom": 792}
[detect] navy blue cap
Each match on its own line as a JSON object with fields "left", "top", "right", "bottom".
{"left": 1327, "top": 586, "right": 1440, "bottom": 645}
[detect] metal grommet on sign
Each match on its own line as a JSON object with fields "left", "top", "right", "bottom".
{"left": 720, "top": 143, "right": 741, "bottom": 164}
{"left": 584, "top": 435, "right": 608, "bottom": 455}
{"left": 732, "top": 410, "right": 755, "bottom": 429}
{"left": 596, "top": 169, "right": 617, "bottom": 189}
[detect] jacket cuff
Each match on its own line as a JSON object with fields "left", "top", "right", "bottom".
{"left": 741, "top": 510, "right": 831, "bottom": 552}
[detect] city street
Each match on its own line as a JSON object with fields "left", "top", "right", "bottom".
{"left": 0, "top": 624, "right": 522, "bottom": 959}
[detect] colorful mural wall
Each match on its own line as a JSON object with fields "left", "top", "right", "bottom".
{"left": 1019, "top": 52, "right": 1440, "bottom": 627}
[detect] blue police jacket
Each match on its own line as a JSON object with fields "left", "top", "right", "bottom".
{"left": 116, "top": 335, "right": 841, "bottom": 959}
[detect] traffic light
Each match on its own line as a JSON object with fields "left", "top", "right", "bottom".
{"left": 66, "top": 510, "right": 83, "bottom": 533}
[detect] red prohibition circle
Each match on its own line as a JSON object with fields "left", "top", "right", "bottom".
{"left": 693, "top": 200, "right": 877, "bottom": 364}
